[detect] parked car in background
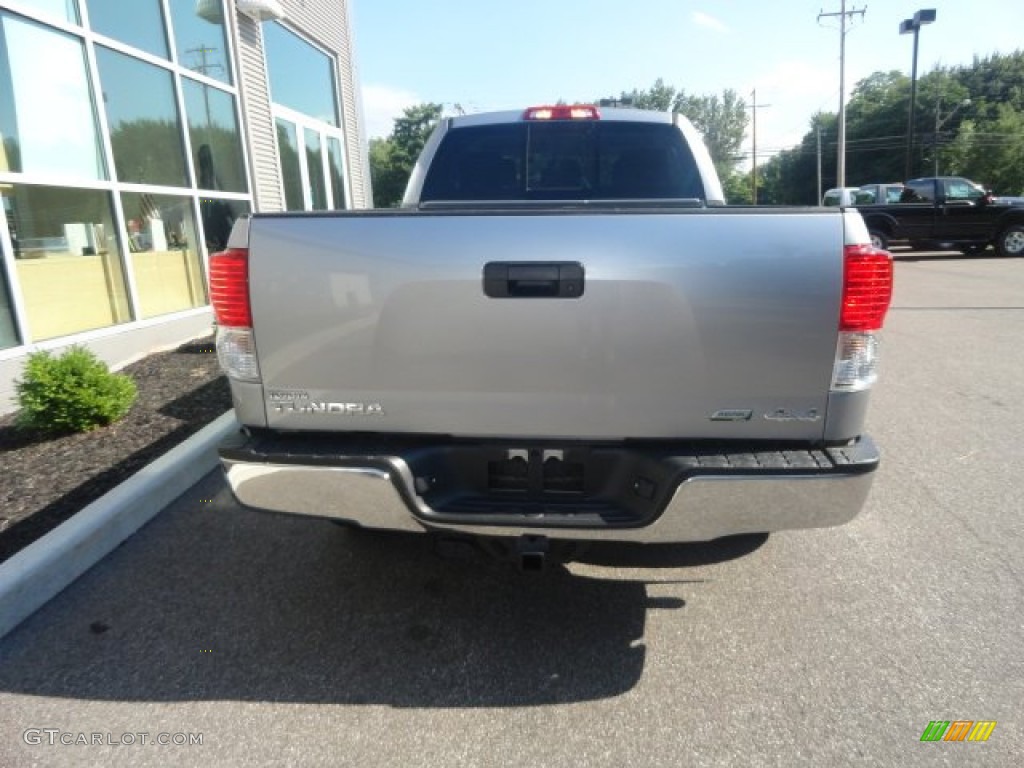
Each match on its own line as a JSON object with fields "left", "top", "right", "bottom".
{"left": 856, "top": 176, "right": 1024, "bottom": 256}
{"left": 822, "top": 187, "right": 863, "bottom": 207}
{"left": 856, "top": 183, "right": 905, "bottom": 205}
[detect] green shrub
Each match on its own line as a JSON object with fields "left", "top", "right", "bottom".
{"left": 15, "top": 346, "right": 138, "bottom": 434}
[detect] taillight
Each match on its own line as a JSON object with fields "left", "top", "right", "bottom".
{"left": 209, "top": 248, "right": 251, "bottom": 328}
{"left": 209, "top": 248, "right": 260, "bottom": 382}
{"left": 832, "top": 244, "right": 893, "bottom": 392}
{"left": 840, "top": 244, "right": 893, "bottom": 332}
{"left": 523, "top": 105, "right": 600, "bottom": 121}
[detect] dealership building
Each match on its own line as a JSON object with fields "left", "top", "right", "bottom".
{"left": 0, "top": 0, "right": 370, "bottom": 412}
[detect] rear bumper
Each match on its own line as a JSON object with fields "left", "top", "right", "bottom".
{"left": 219, "top": 432, "right": 879, "bottom": 543}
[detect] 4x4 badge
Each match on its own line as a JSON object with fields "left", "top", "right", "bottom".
{"left": 764, "top": 408, "right": 820, "bottom": 422}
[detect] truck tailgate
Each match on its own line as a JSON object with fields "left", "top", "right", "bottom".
{"left": 247, "top": 210, "right": 845, "bottom": 441}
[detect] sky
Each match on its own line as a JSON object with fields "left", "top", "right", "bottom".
{"left": 350, "top": 0, "right": 1024, "bottom": 166}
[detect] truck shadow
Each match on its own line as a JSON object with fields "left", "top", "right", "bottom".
{"left": 0, "top": 474, "right": 764, "bottom": 708}
{"left": 891, "top": 250, "right": 1006, "bottom": 263}
{"left": 578, "top": 533, "right": 767, "bottom": 568}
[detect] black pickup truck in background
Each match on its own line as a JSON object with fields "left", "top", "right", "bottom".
{"left": 856, "top": 176, "right": 1024, "bottom": 256}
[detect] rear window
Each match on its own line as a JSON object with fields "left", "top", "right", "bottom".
{"left": 420, "top": 121, "right": 705, "bottom": 202}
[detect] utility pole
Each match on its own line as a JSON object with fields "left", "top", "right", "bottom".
{"left": 817, "top": 123, "right": 823, "bottom": 204}
{"left": 818, "top": 2, "right": 866, "bottom": 188}
{"left": 748, "top": 89, "right": 771, "bottom": 204}
{"left": 186, "top": 46, "right": 224, "bottom": 126}
{"left": 187, "top": 45, "right": 223, "bottom": 79}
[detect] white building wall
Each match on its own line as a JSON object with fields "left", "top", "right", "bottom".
{"left": 0, "top": 0, "right": 371, "bottom": 414}
{"left": 278, "top": 0, "right": 369, "bottom": 208}
{"left": 233, "top": 12, "right": 284, "bottom": 212}
{"left": 237, "top": 0, "right": 370, "bottom": 211}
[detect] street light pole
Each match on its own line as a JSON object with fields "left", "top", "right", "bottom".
{"left": 900, "top": 9, "right": 936, "bottom": 181}
{"left": 905, "top": 27, "right": 921, "bottom": 180}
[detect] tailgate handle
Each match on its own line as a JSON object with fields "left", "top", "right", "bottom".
{"left": 483, "top": 262, "right": 585, "bottom": 298}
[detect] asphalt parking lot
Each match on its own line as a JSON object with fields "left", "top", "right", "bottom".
{"left": 0, "top": 250, "right": 1021, "bottom": 767}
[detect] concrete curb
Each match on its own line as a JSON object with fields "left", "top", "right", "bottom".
{"left": 0, "top": 411, "right": 239, "bottom": 641}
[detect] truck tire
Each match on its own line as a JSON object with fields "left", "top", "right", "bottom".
{"left": 868, "top": 230, "right": 889, "bottom": 251}
{"left": 995, "top": 225, "right": 1024, "bottom": 257}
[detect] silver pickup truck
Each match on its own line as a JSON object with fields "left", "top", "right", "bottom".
{"left": 211, "top": 105, "right": 893, "bottom": 562}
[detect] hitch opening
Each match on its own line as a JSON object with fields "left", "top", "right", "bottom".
{"left": 517, "top": 535, "right": 550, "bottom": 573}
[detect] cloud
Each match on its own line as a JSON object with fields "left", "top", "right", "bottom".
{"left": 755, "top": 60, "right": 835, "bottom": 102}
{"left": 359, "top": 84, "right": 422, "bottom": 139}
{"left": 746, "top": 60, "right": 840, "bottom": 156}
{"left": 692, "top": 12, "right": 728, "bottom": 33}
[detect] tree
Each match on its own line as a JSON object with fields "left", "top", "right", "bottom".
{"left": 948, "top": 107, "right": 1024, "bottom": 194}
{"left": 721, "top": 172, "right": 752, "bottom": 204}
{"left": 608, "top": 78, "right": 678, "bottom": 111}
{"left": 842, "top": 70, "right": 913, "bottom": 184}
{"left": 759, "top": 51, "right": 1024, "bottom": 201}
{"left": 598, "top": 81, "right": 749, "bottom": 183}
{"left": 368, "top": 137, "right": 402, "bottom": 209}
{"left": 674, "top": 89, "right": 748, "bottom": 185}
{"left": 369, "top": 103, "right": 443, "bottom": 207}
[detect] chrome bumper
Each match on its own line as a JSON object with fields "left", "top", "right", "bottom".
{"left": 220, "top": 436, "right": 878, "bottom": 543}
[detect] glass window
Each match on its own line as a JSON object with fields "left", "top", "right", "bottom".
{"left": 420, "top": 122, "right": 704, "bottom": 202}
{"left": 199, "top": 197, "right": 249, "bottom": 252}
{"left": 904, "top": 181, "right": 934, "bottom": 203}
{"left": 327, "top": 136, "right": 346, "bottom": 209}
{"left": 183, "top": 78, "right": 247, "bottom": 193}
{"left": 264, "top": 22, "right": 338, "bottom": 126}
{"left": 946, "top": 180, "right": 969, "bottom": 200}
{"left": 122, "top": 192, "right": 205, "bottom": 318}
{"left": 0, "top": 210, "right": 21, "bottom": 349}
{"left": 167, "top": 0, "right": 231, "bottom": 85}
{"left": 10, "top": 0, "right": 79, "bottom": 24}
{"left": 3, "top": 184, "right": 130, "bottom": 341}
{"left": 84, "top": 0, "right": 168, "bottom": 59}
{"left": 276, "top": 118, "right": 303, "bottom": 211}
{"left": 304, "top": 128, "right": 327, "bottom": 210}
{"left": 944, "top": 178, "right": 985, "bottom": 201}
{"left": 0, "top": 12, "right": 106, "bottom": 180}
{"left": 95, "top": 45, "right": 189, "bottom": 187}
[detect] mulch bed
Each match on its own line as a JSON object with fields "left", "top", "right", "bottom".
{"left": 0, "top": 336, "right": 231, "bottom": 564}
